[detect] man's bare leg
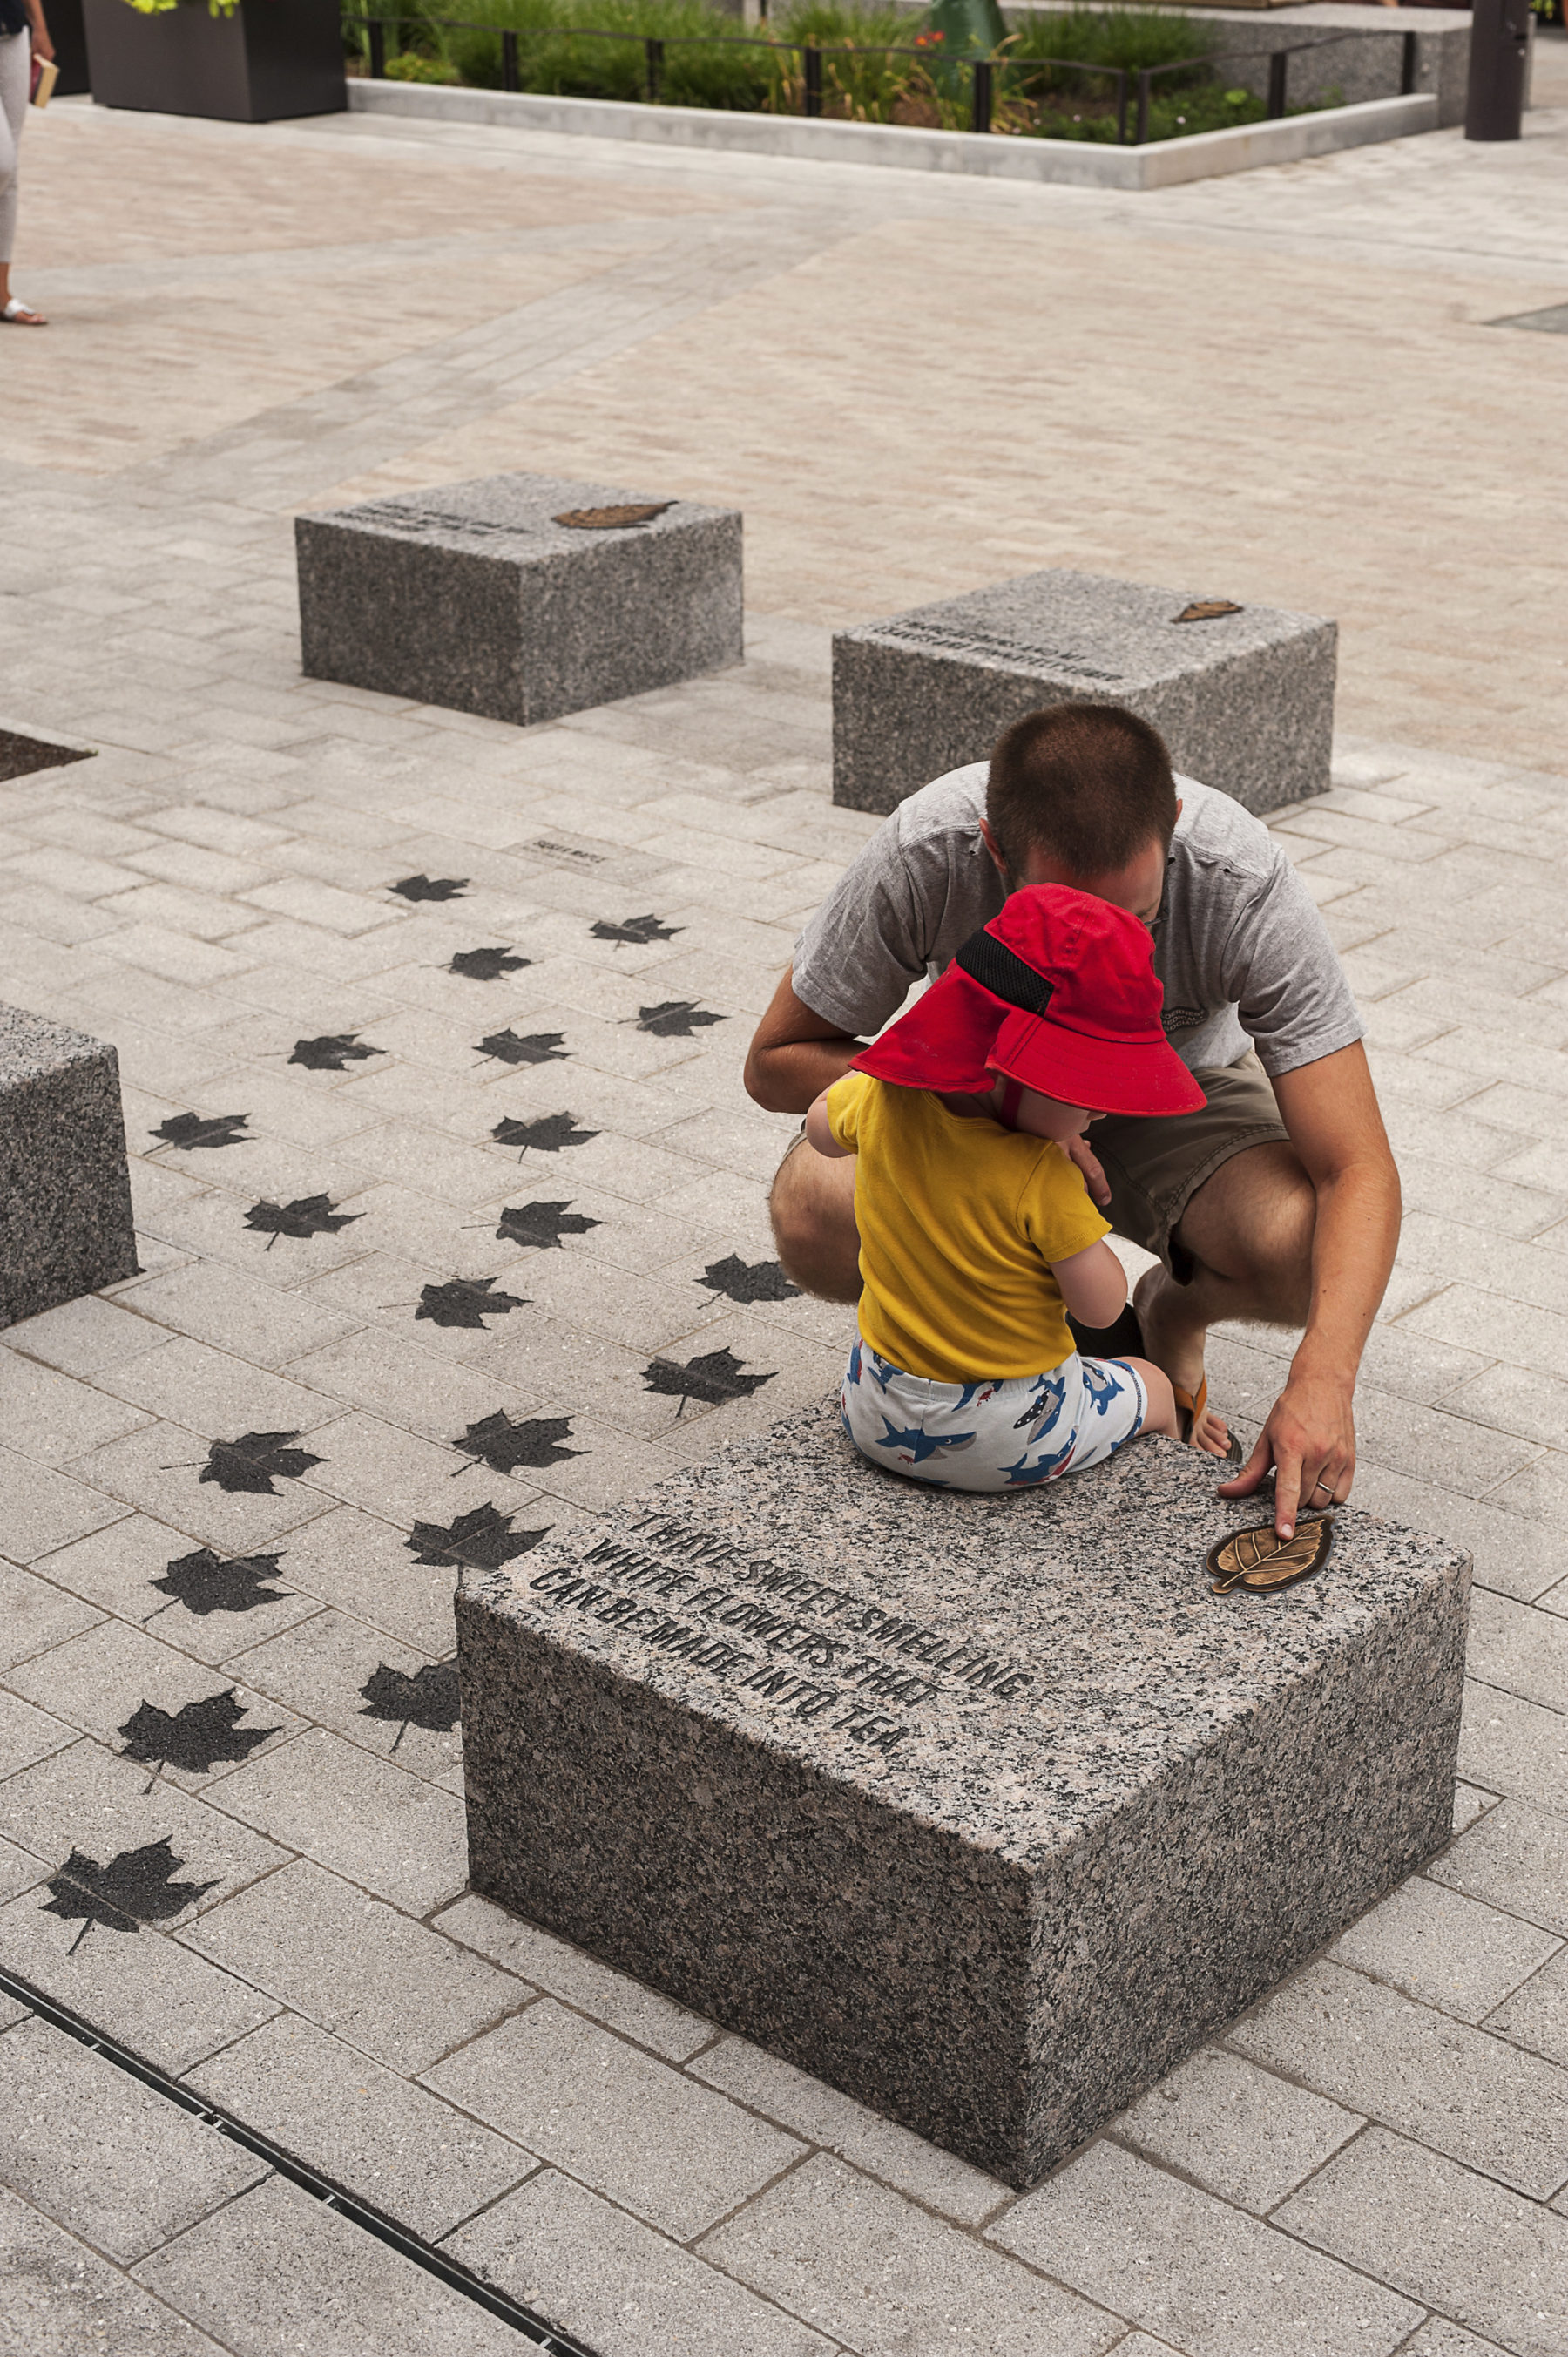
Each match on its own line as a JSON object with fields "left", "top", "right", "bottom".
{"left": 1133, "top": 1141, "right": 1315, "bottom": 1456}
{"left": 768, "top": 1134, "right": 861, "bottom": 1304}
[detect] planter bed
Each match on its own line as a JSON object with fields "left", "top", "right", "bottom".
{"left": 84, "top": 0, "right": 346, "bottom": 119}
{"left": 349, "top": 73, "right": 1436, "bottom": 184}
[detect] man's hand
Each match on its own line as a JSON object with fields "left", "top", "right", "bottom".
{"left": 1219, "top": 1363, "right": 1356, "bottom": 1540}
{"left": 1064, "top": 1133, "right": 1112, "bottom": 1208}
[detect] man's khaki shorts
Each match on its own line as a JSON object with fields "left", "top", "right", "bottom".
{"left": 1092, "top": 1052, "right": 1289, "bottom": 1283}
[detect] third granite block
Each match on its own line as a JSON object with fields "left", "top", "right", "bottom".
{"left": 457, "top": 1404, "right": 1466, "bottom": 2186}
{"left": 833, "top": 568, "right": 1336, "bottom": 817}
{"left": 296, "top": 471, "right": 743, "bottom": 727}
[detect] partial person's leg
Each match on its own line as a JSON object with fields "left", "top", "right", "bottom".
{"left": 1133, "top": 1140, "right": 1315, "bottom": 1441}
{"left": 768, "top": 1130, "right": 861, "bottom": 1304}
{"left": 1118, "top": 1355, "right": 1178, "bottom": 1439}
{"left": 0, "top": 31, "right": 37, "bottom": 322}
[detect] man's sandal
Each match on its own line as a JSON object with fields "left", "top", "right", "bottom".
{"left": 1, "top": 299, "right": 46, "bottom": 326}
{"left": 1206, "top": 1511, "right": 1334, "bottom": 1595}
{"left": 1172, "top": 1375, "right": 1244, "bottom": 1465}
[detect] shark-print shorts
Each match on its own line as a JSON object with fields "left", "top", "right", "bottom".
{"left": 840, "top": 1340, "right": 1147, "bottom": 1493}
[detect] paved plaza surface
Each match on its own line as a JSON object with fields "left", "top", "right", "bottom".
{"left": 2, "top": 64, "right": 1568, "bottom": 2357}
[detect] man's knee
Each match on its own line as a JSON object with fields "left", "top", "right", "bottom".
{"left": 768, "top": 1136, "right": 861, "bottom": 1305}
{"left": 1181, "top": 1143, "right": 1315, "bottom": 1322}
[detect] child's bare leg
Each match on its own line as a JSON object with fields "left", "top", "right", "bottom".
{"left": 1124, "top": 1357, "right": 1179, "bottom": 1440}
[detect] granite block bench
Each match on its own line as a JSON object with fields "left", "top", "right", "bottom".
{"left": 296, "top": 471, "right": 743, "bottom": 728}
{"left": 0, "top": 1005, "right": 138, "bottom": 1329}
{"left": 832, "top": 568, "right": 1337, "bottom": 818}
{"left": 456, "top": 1403, "right": 1467, "bottom": 2186}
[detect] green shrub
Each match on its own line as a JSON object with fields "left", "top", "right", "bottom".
{"left": 385, "top": 46, "right": 463, "bottom": 76}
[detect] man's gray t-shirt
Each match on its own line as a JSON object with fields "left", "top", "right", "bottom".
{"left": 793, "top": 765, "right": 1362, "bottom": 1081}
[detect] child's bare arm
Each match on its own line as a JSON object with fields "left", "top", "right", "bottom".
{"left": 1048, "top": 1237, "right": 1128, "bottom": 1328}
{"left": 805, "top": 1089, "right": 852, "bottom": 1160}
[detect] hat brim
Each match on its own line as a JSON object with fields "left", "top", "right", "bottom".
{"left": 988, "top": 1007, "right": 1207, "bottom": 1119}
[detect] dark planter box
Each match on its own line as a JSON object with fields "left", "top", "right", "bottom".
{"left": 82, "top": 0, "right": 346, "bottom": 119}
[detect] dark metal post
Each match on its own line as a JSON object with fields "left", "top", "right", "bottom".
{"left": 367, "top": 16, "right": 386, "bottom": 77}
{"left": 1134, "top": 64, "right": 1150, "bottom": 141}
{"left": 803, "top": 44, "right": 822, "bottom": 113}
{"left": 645, "top": 34, "right": 664, "bottom": 101}
{"left": 501, "top": 27, "right": 518, "bottom": 90}
{"left": 970, "top": 56, "right": 992, "bottom": 132}
{"left": 1400, "top": 27, "right": 1417, "bottom": 93}
{"left": 1114, "top": 64, "right": 1127, "bottom": 142}
{"left": 1266, "top": 46, "right": 1288, "bottom": 116}
{"left": 1465, "top": 0, "right": 1529, "bottom": 137}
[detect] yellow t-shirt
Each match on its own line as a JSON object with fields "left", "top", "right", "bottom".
{"left": 826, "top": 1071, "right": 1111, "bottom": 1385}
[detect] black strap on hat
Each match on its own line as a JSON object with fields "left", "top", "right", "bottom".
{"left": 952, "top": 926, "right": 1055, "bottom": 1017}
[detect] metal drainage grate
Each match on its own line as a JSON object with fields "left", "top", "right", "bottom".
{"left": 0, "top": 1961, "right": 602, "bottom": 2357}
{"left": 1487, "top": 301, "right": 1568, "bottom": 334}
{"left": 0, "top": 728, "right": 97, "bottom": 784}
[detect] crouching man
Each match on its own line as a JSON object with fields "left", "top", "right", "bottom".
{"left": 743, "top": 703, "right": 1401, "bottom": 1541}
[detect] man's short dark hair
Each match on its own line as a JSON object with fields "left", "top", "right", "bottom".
{"left": 986, "top": 704, "right": 1178, "bottom": 882}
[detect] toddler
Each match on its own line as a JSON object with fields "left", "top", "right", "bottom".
{"left": 805, "top": 884, "right": 1206, "bottom": 1493}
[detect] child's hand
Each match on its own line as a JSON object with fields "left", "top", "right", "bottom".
{"left": 1062, "top": 1132, "right": 1112, "bottom": 1209}
{"left": 805, "top": 1089, "right": 851, "bottom": 1160}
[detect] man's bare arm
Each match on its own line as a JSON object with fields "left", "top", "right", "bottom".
{"left": 744, "top": 970, "right": 865, "bottom": 1115}
{"left": 1220, "top": 1040, "right": 1401, "bottom": 1536}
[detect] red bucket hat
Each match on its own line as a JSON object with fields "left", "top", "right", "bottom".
{"left": 854, "top": 884, "right": 1206, "bottom": 1120}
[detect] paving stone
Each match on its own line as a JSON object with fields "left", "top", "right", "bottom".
{"left": 66, "top": 1420, "right": 333, "bottom": 1553}
{"left": 0, "top": 2014, "right": 267, "bottom": 2263}
{"left": 433, "top": 1893, "right": 713, "bottom": 2063}
{"left": 231, "top": 1608, "right": 457, "bottom": 1783}
{"left": 266, "top": 1501, "right": 466, "bottom": 1656}
{"left": 0, "top": 1557, "right": 105, "bottom": 1668}
{"left": 6, "top": 1619, "right": 305, "bottom": 1789}
{"left": 690, "top": 2030, "right": 1010, "bottom": 2227}
{"left": 1229, "top": 1958, "right": 1568, "bottom": 2197}
{"left": 1112, "top": 2047, "right": 1362, "bottom": 2215}
{"left": 447, "top": 2164, "right": 835, "bottom": 2357}
{"left": 112, "top": 1262, "right": 359, "bottom": 1370}
{"left": 0, "top": 1687, "right": 77, "bottom": 1780}
{"left": 0, "top": 1350, "right": 152, "bottom": 1462}
{"left": 705, "top": 2149, "right": 1116, "bottom": 2357}
{"left": 186, "top": 2012, "right": 533, "bottom": 2240}
{"left": 210, "top": 1725, "right": 467, "bottom": 1913}
{"left": 36, "top": 1512, "right": 323, "bottom": 1663}
{"left": 1328, "top": 1873, "right": 1560, "bottom": 2023}
{"left": 1431, "top": 1797, "right": 1568, "bottom": 1936}
{"left": 0, "top": 1442, "right": 130, "bottom": 1562}
{"left": 182, "top": 1859, "right": 517, "bottom": 2074}
{"left": 1460, "top": 1680, "right": 1568, "bottom": 1814}
{"left": 97, "top": 1336, "right": 338, "bottom": 1446}
{"left": 0, "top": 1873, "right": 280, "bottom": 2075}
{"left": 0, "top": 1829, "right": 50, "bottom": 1905}
{"left": 0, "top": 2182, "right": 227, "bottom": 2356}
{"left": 425, "top": 1996, "right": 805, "bottom": 2238}
{"left": 133, "top": 2172, "right": 521, "bottom": 2356}
{"left": 1467, "top": 1591, "right": 1568, "bottom": 1713}
{"left": 1275, "top": 2124, "right": 1568, "bottom": 2353}
{"left": 1395, "top": 2326, "right": 1509, "bottom": 2357}
{"left": 989, "top": 2138, "right": 1420, "bottom": 2357}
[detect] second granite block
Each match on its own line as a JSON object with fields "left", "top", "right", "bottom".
{"left": 457, "top": 1405, "right": 1467, "bottom": 2186}
{"left": 296, "top": 471, "right": 743, "bottom": 726}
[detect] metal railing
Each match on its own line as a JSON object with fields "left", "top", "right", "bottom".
{"left": 343, "top": 14, "right": 1420, "bottom": 146}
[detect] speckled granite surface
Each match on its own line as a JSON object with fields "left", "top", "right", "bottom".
{"left": 0, "top": 1003, "right": 138, "bottom": 1328}
{"left": 295, "top": 471, "right": 743, "bottom": 726}
{"left": 831, "top": 568, "right": 1336, "bottom": 817}
{"left": 457, "top": 1401, "right": 1468, "bottom": 2184}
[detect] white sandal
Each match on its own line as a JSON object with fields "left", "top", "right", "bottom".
{"left": 1, "top": 297, "right": 46, "bottom": 325}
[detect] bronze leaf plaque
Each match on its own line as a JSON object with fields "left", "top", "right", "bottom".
{"left": 554, "top": 503, "right": 673, "bottom": 532}
{"left": 1206, "top": 1511, "right": 1334, "bottom": 1596}
{"left": 1173, "top": 599, "right": 1244, "bottom": 624}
